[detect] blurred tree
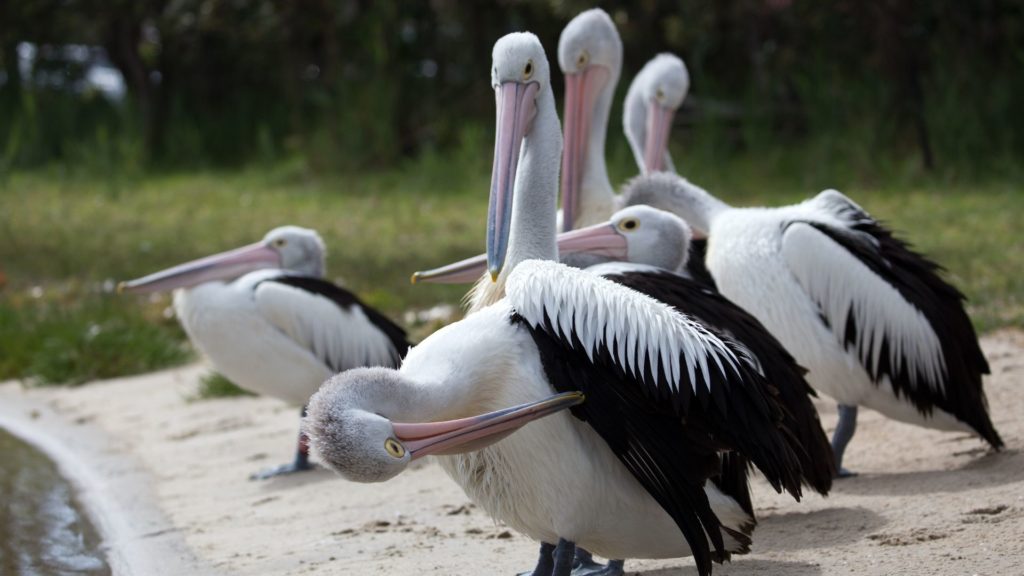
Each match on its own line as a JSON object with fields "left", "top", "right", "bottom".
{"left": 0, "top": 0, "right": 1020, "bottom": 176}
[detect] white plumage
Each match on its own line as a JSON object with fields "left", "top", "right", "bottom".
{"left": 508, "top": 259, "right": 741, "bottom": 393}
{"left": 620, "top": 173, "right": 1001, "bottom": 473}
{"left": 309, "top": 33, "right": 820, "bottom": 576}
{"left": 121, "top": 226, "right": 409, "bottom": 478}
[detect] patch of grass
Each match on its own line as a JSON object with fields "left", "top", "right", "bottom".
{"left": 191, "top": 372, "right": 255, "bottom": 400}
{"left": 0, "top": 287, "right": 192, "bottom": 385}
{"left": 0, "top": 152, "right": 1020, "bottom": 386}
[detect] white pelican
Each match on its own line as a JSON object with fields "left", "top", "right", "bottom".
{"left": 306, "top": 33, "right": 819, "bottom": 576}
{"left": 414, "top": 205, "right": 834, "bottom": 575}
{"left": 557, "top": 8, "right": 622, "bottom": 231}
{"left": 620, "top": 172, "right": 1003, "bottom": 476}
{"left": 410, "top": 11, "right": 697, "bottom": 294}
{"left": 623, "top": 53, "right": 690, "bottom": 175}
{"left": 119, "top": 226, "right": 410, "bottom": 479}
{"left": 558, "top": 9, "right": 692, "bottom": 234}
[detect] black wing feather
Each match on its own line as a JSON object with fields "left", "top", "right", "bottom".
{"left": 259, "top": 275, "right": 412, "bottom": 370}
{"left": 685, "top": 238, "right": 718, "bottom": 290}
{"left": 606, "top": 270, "right": 835, "bottom": 495}
{"left": 512, "top": 307, "right": 806, "bottom": 576}
{"left": 802, "top": 195, "right": 1000, "bottom": 449}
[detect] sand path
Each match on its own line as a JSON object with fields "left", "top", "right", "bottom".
{"left": 1, "top": 331, "right": 1022, "bottom": 575}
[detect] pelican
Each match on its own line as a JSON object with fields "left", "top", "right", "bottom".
{"left": 557, "top": 8, "right": 622, "bottom": 231}
{"left": 411, "top": 11, "right": 702, "bottom": 295}
{"left": 620, "top": 172, "right": 1003, "bottom": 476}
{"left": 306, "top": 33, "right": 820, "bottom": 576}
{"left": 623, "top": 53, "right": 690, "bottom": 175}
{"left": 119, "top": 226, "right": 410, "bottom": 479}
{"left": 558, "top": 9, "right": 692, "bottom": 233}
{"left": 409, "top": 47, "right": 695, "bottom": 288}
{"left": 415, "top": 205, "right": 834, "bottom": 575}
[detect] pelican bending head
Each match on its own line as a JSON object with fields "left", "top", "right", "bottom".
{"left": 306, "top": 368, "right": 584, "bottom": 483}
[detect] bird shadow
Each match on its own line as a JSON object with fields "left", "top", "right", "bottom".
{"left": 753, "top": 506, "right": 886, "bottom": 551}
{"left": 638, "top": 558, "right": 821, "bottom": 576}
{"left": 256, "top": 466, "right": 338, "bottom": 489}
{"left": 831, "top": 447, "right": 1021, "bottom": 496}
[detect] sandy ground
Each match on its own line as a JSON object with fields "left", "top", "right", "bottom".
{"left": 1, "top": 331, "right": 1023, "bottom": 576}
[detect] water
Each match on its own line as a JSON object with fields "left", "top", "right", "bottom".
{"left": 0, "top": 428, "right": 110, "bottom": 576}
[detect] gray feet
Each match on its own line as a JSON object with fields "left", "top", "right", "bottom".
{"left": 519, "top": 540, "right": 576, "bottom": 576}
{"left": 552, "top": 539, "right": 575, "bottom": 576}
{"left": 249, "top": 458, "right": 315, "bottom": 480}
{"left": 572, "top": 548, "right": 625, "bottom": 576}
{"left": 831, "top": 404, "right": 859, "bottom": 478}
{"left": 251, "top": 409, "right": 316, "bottom": 480}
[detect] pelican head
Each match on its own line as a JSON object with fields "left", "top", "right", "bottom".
{"left": 486, "top": 32, "right": 552, "bottom": 281}
{"left": 410, "top": 205, "right": 690, "bottom": 283}
{"left": 558, "top": 8, "right": 622, "bottom": 232}
{"left": 557, "top": 205, "right": 691, "bottom": 272}
{"left": 305, "top": 367, "right": 584, "bottom": 483}
{"left": 118, "top": 225, "right": 325, "bottom": 294}
{"left": 626, "top": 53, "right": 690, "bottom": 174}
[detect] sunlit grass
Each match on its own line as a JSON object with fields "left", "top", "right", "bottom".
{"left": 190, "top": 372, "right": 254, "bottom": 400}
{"left": 0, "top": 286, "right": 191, "bottom": 385}
{"left": 1, "top": 152, "right": 1021, "bottom": 385}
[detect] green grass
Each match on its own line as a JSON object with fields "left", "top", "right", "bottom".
{"left": 190, "top": 372, "right": 254, "bottom": 400}
{"left": 1, "top": 151, "right": 1021, "bottom": 385}
{"left": 0, "top": 285, "right": 191, "bottom": 385}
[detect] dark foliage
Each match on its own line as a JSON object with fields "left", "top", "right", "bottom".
{"left": 1, "top": 0, "right": 1021, "bottom": 174}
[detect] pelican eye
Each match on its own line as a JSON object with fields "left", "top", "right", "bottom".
{"left": 576, "top": 51, "right": 589, "bottom": 70}
{"left": 656, "top": 88, "right": 665, "bottom": 102}
{"left": 273, "top": 238, "right": 287, "bottom": 248}
{"left": 619, "top": 218, "right": 640, "bottom": 232}
{"left": 384, "top": 438, "right": 406, "bottom": 458}
{"left": 523, "top": 60, "right": 534, "bottom": 80}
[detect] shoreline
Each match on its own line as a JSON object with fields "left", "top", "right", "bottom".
{"left": 0, "top": 373, "right": 211, "bottom": 576}
{"left": 0, "top": 332, "right": 1022, "bottom": 575}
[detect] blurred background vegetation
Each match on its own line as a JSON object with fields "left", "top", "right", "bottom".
{"left": 1, "top": 0, "right": 1022, "bottom": 386}
{"left": 3, "top": 0, "right": 1022, "bottom": 176}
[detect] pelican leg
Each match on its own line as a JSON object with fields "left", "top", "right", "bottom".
{"left": 831, "top": 404, "right": 859, "bottom": 478}
{"left": 250, "top": 406, "right": 317, "bottom": 480}
{"left": 552, "top": 539, "right": 576, "bottom": 576}
{"left": 571, "top": 548, "right": 625, "bottom": 576}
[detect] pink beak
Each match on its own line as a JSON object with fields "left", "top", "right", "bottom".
{"left": 410, "top": 253, "right": 488, "bottom": 285}
{"left": 560, "top": 66, "right": 610, "bottom": 232}
{"left": 643, "top": 100, "right": 676, "bottom": 173}
{"left": 487, "top": 81, "right": 540, "bottom": 281}
{"left": 392, "top": 391, "right": 584, "bottom": 459}
{"left": 556, "top": 221, "right": 628, "bottom": 260}
{"left": 118, "top": 242, "right": 281, "bottom": 294}
{"left": 411, "top": 222, "right": 627, "bottom": 285}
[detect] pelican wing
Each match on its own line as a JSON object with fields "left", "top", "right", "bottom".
{"left": 506, "top": 259, "right": 806, "bottom": 574}
{"left": 782, "top": 190, "right": 999, "bottom": 447}
{"left": 604, "top": 268, "right": 835, "bottom": 495}
{"left": 254, "top": 276, "right": 409, "bottom": 373}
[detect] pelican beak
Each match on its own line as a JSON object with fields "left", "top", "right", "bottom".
{"left": 392, "top": 391, "right": 584, "bottom": 459}
{"left": 561, "top": 65, "right": 611, "bottom": 232}
{"left": 411, "top": 220, "right": 629, "bottom": 285}
{"left": 556, "top": 221, "right": 628, "bottom": 260}
{"left": 487, "top": 81, "right": 539, "bottom": 281}
{"left": 410, "top": 253, "right": 488, "bottom": 285}
{"left": 118, "top": 242, "right": 280, "bottom": 294}
{"left": 643, "top": 100, "right": 676, "bottom": 173}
